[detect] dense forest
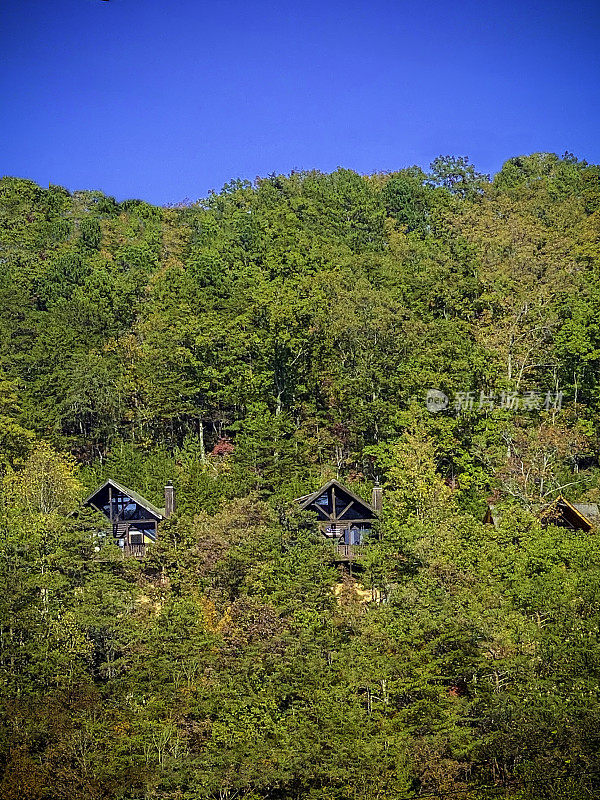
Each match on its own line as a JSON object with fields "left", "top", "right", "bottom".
{"left": 1, "top": 153, "right": 600, "bottom": 799}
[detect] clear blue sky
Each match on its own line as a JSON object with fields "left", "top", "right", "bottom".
{"left": 1, "top": 0, "right": 599, "bottom": 205}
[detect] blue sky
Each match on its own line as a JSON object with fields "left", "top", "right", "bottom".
{"left": 1, "top": 0, "right": 599, "bottom": 204}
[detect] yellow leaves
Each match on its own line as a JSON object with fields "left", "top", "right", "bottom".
{"left": 2, "top": 441, "right": 82, "bottom": 516}
{"left": 198, "top": 595, "right": 219, "bottom": 632}
{"left": 215, "top": 606, "right": 233, "bottom": 635}
{"left": 48, "top": 611, "right": 92, "bottom": 659}
{"left": 383, "top": 216, "right": 410, "bottom": 258}
{"left": 385, "top": 429, "right": 453, "bottom": 525}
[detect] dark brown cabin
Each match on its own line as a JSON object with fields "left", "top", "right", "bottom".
{"left": 84, "top": 479, "right": 175, "bottom": 557}
{"left": 295, "top": 479, "right": 380, "bottom": 559}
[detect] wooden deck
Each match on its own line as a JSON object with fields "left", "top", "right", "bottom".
{"left": 122, "top": 543, "right": 147, "bottom": 559}
{"left": 334, "top": 543, "right": 359, "bottom": 560}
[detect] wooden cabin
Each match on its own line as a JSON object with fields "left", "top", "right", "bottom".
{"left": 84, "top": 479, "right": 175, "bottom": 557}
{"left": 482, "top": 503, "right": 499, "bottom": 526}
{"left": 484, "top": 495, "right": 599, "bottom": 532}
{"left": 295, "top": 479, "right": 381, "bottom": 559}
{"left": 539, "top": 496, "right": 599, "bottom": 532}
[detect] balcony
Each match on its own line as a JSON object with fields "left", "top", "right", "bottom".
{"left": 122, "top": 543, "right": 147, "bottom": 559}
{"left": 335, "top": 542, "right": 358, "bottom": 560}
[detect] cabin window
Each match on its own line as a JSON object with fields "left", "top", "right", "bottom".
{"left": 100, "top": 492, "right": 156, "bottom": 522}
{"left": 335, "top": 494, "right": 350, "bottom": 517}
{"left": 338, "top": 501, "right": 362, "bottom": 520}
{"left": 130, "top": 524, "right": 157, "bottom": 542}
{"left": 341, "top": 526, "right": 362, "bottom": 545}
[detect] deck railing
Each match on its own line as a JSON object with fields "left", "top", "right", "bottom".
{"left": 335, "top": 543, "right": 357, "bottom": 559}
{"left": 123, "top": 543, "right": 147, "bottom": 559}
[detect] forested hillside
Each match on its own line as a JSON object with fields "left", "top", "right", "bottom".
{"left": 1, "top": 153, "right": 600, "bottom": 799}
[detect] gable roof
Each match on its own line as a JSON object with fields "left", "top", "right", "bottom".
{"left": 485, "top": 495, "right": 599, "bottom": 532}
{"left": 571, "top": 501, "right": 600, "bottom": 527}
{"left": 542, "top": 495, "right": 599, "bottom": 532}
{"left": 83, "top": 478, "right": 165, "bottom": 520}
{"left": 483, "top": 503, "right": 500, "bottom": 526}
{"left": 295, "top": 478, "right": 378, "bottom": 517}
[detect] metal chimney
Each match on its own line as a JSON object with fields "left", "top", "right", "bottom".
{"left": 164, "top": 481, "right": 176, "bottom": 519}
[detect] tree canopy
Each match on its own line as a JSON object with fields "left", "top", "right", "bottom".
{"left": 1, "top": 153, "right": 599, "bottom": 798}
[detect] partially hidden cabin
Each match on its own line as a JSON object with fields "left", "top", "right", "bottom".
{"left": 84, "top": 479, "right": 175, "bottom": 557}
{"left": 539, "top": 496, "right": 599, "bottom": 531}
{"left": 484, "top": 495, "right": 599, "bottom": 533}
{"left": 295, "top": 479, "right": 381, "bottom": 558}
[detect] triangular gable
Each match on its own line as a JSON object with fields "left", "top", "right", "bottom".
{"left": 483, "top": 504, "right": 498, "bottom": 526}
{"left": 484, "top": 495, "right": 598, "bottom": 532}
{"left": 84, "top": 479, "right": 165, "bottom": 522}
{"left": 296, "top": 479, "right": 377, "bottom": 520}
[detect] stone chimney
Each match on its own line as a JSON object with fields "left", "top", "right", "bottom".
{"left": 371, "top": 483, "right": 383, "bottom": 515}
{"left": 164, "top": 481, "right": 176, "bottom": 519}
